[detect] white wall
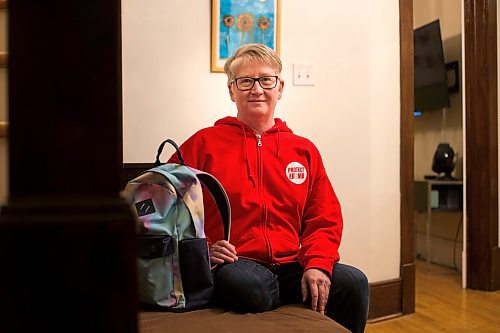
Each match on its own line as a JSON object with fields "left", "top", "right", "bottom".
{"left": 122, "top": 0, "right": 401, "bottom": 283}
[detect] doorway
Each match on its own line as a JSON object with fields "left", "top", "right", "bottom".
{"left": 412, "top": 1, "right": 464, "bottom": 283}
{"left": 401, "top": 0, "right": 500, "bottom": 300}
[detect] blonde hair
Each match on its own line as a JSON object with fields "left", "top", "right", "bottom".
{"left": 224, "top": 43, "right": 282, "bottom": 83}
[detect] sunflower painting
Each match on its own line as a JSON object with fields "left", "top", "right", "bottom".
{"left": 211, "top": 0, "right": 280, "bottom": 72}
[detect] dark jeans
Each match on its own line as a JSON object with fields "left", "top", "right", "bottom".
{"left": 213, "top": 259, "right": 369, "bottom": 333}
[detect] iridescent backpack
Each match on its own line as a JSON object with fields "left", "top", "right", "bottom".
{"left": 122, "top": 139, "right": 231, "bottom": 311}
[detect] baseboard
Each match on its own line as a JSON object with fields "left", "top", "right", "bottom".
{"left": 367, "top": 261, "right": 416, "bottom": 321}
{"left": 367, "top": 312, "right": 402, "bottom": 323}
{"left": 367, "top": 279, "right": 402, "bottom": 321}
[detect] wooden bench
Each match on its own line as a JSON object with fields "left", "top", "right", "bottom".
{"left": 140, "top": 304, "right": 349, "bottom": 333}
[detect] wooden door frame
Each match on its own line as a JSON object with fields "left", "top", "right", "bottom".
{"left": 463, "top": 0, "right": 500, "bottom": 290}
{"left": 400, "top": 0, "right": 500, "bottom": 296}
{"left": 394, "top": 0, "right": 500, "bottom": 312}
{"left": 399, "top": 0, "right": 416, "bottom": 314}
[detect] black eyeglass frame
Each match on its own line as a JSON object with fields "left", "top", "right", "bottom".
{"left": 230, "top": 75, "right": 279, "bottom": 91}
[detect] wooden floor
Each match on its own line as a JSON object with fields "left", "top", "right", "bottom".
{"left": 366, "top": 260, "right": 500, "bottom": 333}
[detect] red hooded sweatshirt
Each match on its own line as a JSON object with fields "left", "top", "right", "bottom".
{"left": 168, "top": 116, "right": 343, "bottom": 275}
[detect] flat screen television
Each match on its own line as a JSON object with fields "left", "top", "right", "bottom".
{"left": 414, "top": 20, "right": 450, "bottom": 113}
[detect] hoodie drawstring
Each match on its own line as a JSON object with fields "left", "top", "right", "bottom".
{"left": 276, "top": 128, "right": 281, "bottom": 157}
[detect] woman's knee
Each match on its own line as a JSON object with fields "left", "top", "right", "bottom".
{"left": 330, "top": 263, "right": 369, "bottom": 304}
{"left": 333, "top": 264, "right": 367, "bottom": 286}
{"left": 213, "top": 259, "right": 279, "bottom": 312}
{"left": 328, "top": 264, "right": 369, "bottom": 333}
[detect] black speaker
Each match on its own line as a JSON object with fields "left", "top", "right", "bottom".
{"left": 432, "top": 143, "right": 455, "bottom": 179}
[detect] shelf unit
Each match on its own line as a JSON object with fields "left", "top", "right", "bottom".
{"left": 415, "top": 179, "right": 463, "bottom": 264}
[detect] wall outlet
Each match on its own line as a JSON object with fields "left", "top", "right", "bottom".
{"left": 293, "top": 63, "right": 315, "bottom": 86}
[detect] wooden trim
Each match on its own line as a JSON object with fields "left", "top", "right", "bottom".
{"left": 366, "top": 264, "right": 415, "bottom": 321}
{"left": 464, "top": 0, "right": 500, "bottom": 291}
{"left": 401, "top": 261, "right": 416, "bottom": 314}
{"left": 367, "top": 279, "right": 402, "bottom": 321}
{"left": 0, "top": 52, "right": 7, "bottom": 68}
{"left": 0, "top": 121, "right": 7, "bottom": 138}
{"left": 399, "top": 0, "right": 415, "bottom": 313}
{"left": 0, "top": 1, "right": 7, "bottom": 10}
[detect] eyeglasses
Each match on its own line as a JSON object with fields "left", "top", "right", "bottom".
{"left": 231, "top": 76, "right": 279, "bottom": 91}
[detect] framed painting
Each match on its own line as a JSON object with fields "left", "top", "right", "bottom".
{"left": 211, "top": 0, "right": 281, "bottom": 73}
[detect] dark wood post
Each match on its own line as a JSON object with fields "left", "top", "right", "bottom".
{"left": 464, "top": 0, "right": 500, "bottom": 291}
{"left": 0, "top": 1, "right": 138, "bottom": 331}
{"left": 399, "top": 0, "right": 416, "bottom": 314}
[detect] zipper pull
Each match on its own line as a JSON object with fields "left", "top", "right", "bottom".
{"left": 256, "top": 134, "right": 262, "bottom": 147}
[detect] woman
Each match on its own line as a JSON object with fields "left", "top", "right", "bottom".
{"left": 169, "top": 44, "right": 369, "bottom": 333}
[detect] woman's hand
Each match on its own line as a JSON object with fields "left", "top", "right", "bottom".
{"left": 301, "top": 268, "right": 331, "bottom": 315}
{"left": 209, "top": 240, "right": 238, "bottom": 264}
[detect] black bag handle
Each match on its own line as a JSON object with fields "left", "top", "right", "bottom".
{"left": 155, "top": 139, "right": 185, "bottom": 167}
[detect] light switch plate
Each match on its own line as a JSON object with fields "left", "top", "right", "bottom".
{"left": 293, "top": 63, "right": 315, "bottom": 86}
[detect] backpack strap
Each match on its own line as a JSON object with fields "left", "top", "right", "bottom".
{"left": 192, "top": 170, "right": 231, "bottom": 242}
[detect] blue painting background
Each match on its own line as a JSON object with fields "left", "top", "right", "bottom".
{"left": 219, "top": 0, "right": 276, "bottom": 59}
